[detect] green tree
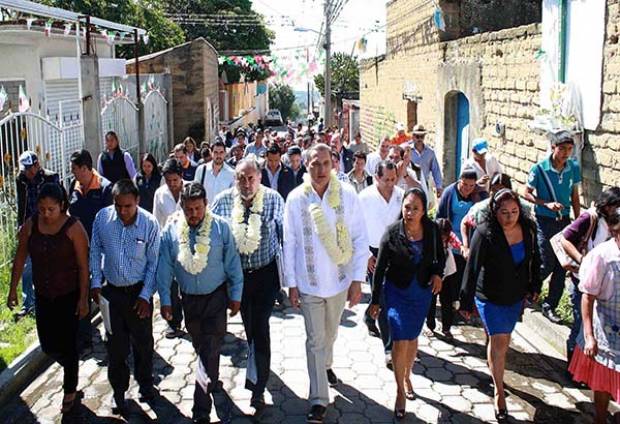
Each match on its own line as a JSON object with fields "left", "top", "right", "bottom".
{"left": 269, "top": 84, "right": 298, "bottom": 121}
{"left": 314, "top": 52, "right": 359, "bottom": 99}
{"left": 165, "top": 0, "right": 274, "bottom": 52}
{"left": 42, "top": 0, "right": 185, "bottom": 58}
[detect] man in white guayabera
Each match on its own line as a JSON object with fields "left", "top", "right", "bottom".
{"left": 283, "top": 143, "right": 368, "bottom": 424}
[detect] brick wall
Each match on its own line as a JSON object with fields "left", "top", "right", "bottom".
{"left": 361, "top": 0, "right": 619, "bottom": 204}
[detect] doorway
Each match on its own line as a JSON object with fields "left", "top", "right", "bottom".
{"left": 406, "top": 100, "right": 418, "bottom": 132}
{"left": 444, "top": 91, "right": 471, "bottom": 181}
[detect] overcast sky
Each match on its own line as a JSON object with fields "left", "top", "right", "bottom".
{"left": 251, "top": 0, "right": 387, "bottom": 88}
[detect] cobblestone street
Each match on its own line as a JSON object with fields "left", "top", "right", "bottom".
{"left": 4, "top": 287, "right": 597, "bottom": 423}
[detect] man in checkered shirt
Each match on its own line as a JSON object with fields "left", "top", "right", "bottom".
{"left": 211, "top": 157, "right": 284, "bottom": 417}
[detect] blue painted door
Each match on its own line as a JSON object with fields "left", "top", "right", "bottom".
{"left": 455, "top": 93, "right": 470, "bottom": 178}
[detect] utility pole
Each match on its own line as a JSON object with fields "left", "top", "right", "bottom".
{"left": 324, "top": 0, "right": 332, "bottom": 128}
{"left": 307, "top": 48, "right": 311, "bottom": 117}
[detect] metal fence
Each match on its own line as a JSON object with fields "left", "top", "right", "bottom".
{"left": 143, "top": 90, "right": 169, "bottom": 164}
{"left": 101, "top": 95, "right": 140, "bottom": 163}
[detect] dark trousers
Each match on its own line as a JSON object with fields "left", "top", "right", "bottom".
{"left": 182, "top": 284, "right": 228, "bottom": 420}
{"left": 427, "top": 253, "right": 465, "bottom": 332}
{"left": 567, "top": 275, "right": 583, "bottom": 355}
{"left": 35, "top": 291, "right": 80, "bottom": 393}
{"left": 241, "top": 261, "right": 279, "bottom": 398}
{"left": 77, "top": 300, "right": 93, "bottom": 349}
{"left": 168, "top": 280, "right": 184, "bottom": 330}
{"left": 538, "top": 216, "right": 570, "bottom": 310}
{"left": 102, "top": 283, "right": 154, "bottom": 396}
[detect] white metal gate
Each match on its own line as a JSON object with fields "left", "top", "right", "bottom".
{"left": 143, "top": 90, "right": 169, "bottom": 164}
{"left": 101, "top": 96, "right": 139, "bottom": 162}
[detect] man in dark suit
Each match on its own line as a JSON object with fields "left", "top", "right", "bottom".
{"left": 331, "top": 134, "right": 354, "bottom": 173}
{"left": 286, "top": 146, "right": 307, "bottom": 187}
{"left": 261, "top": 145, "right": 296, "bottom": 200}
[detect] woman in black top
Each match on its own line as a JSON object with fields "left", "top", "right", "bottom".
{"left": 369, "top": 188, "right": 445, "bottom": 420}
{"left": 460, "top": 189, "right": 541, "bottom": 422}
{"left": 134, "top": 153, "right": 161, "bottom": 212}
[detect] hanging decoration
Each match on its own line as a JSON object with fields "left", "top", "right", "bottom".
{"left": 26, "top": 17, "right": 35, "bottom": 30}
{"left": 44, "top": 19, "right": 53, "bottom": 37}
{"left": 18, "top": 85, "right": 30, "bottom": 113}
{"left": 63, "top": 22, "right": 72, "bottom": 36}
{"left": 0, "top": 86, "right": 7, "bottom": 112}
{"left": 218, "top": 52, "right": 324, "bottom": 85}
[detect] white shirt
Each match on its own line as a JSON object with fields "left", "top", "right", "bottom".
{"left": 152, "top": 184, "right": 182, "bottom": 228}
{"left": 365, "top": 151, "right": 386, "bottom": 176}
{"left": 358, "top": 185, "right": 404, "bottom": 249}
{"left": 194, "top": 162, "right": 235, "bottom": 203}
{"left": 464, "top": 154, "right": 503, "bottom": 191}
{"left": 283, "top": 182, "right": 369, "bottom": 298}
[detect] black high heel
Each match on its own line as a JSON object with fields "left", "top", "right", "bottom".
{"left": 495, "top": 408, "right": 509, "bottom": 423}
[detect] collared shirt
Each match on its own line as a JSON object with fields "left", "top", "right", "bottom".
{"left": 265, "top": 165, "right": 282, "bottom": 192}
{"left": 527, "top": 155, "right": 581, "bottom": 218}
{"left": 68, "top": 171, "right": 113, "bottom": 238}
{"left": 152, "top": 184, "right": 183, "bottom": 228}
{"left": 211, "top": 187, "right": 284, "bottom": 271}
{"left": 90, "top": 206, "right": 160, "bottom": 301}
{"left": 283, "top": 183, "right": 369, "bottom": 298}
{"left": 359, "top": 185, "right": 404, "bottom": 248}
{"left": 411, "top": 144, "right": 443, "bottom": 190}
{"left": 365, "top": 151, "right": 386, "bottom": 176}
{"left": 244, "top": 142, "right": 267, "bottom": 158}
{"left": 156, "top": 212, "right": 243, "bottom": 305}
{"left": 194, "top": 162, "right": 236, "bottom": 204}
{"left": 347, "top": 170, "right": 372, "bottom": 194}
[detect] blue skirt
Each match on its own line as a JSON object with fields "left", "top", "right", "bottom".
{"left": 385, "top": 279, "right": 433, "bottom": 341}
{"left": 475, "top": 297, "right": 522, "bottom": 336}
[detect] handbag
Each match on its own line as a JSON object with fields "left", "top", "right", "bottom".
{"left": 550, "top": 209, "right": 598, "bottom": 268}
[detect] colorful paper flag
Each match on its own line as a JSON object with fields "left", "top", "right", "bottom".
{"left": 18, "top": 85, "right": 30, "bottom": 113}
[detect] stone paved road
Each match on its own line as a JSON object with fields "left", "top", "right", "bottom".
{"left": 3, "top": 287, "right": 597, "bottom": 423}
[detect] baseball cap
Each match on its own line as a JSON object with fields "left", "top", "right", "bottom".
{"left": 471, "top": 138, "right": 489, "bottom": 154}
{"left": 550, "top": 130, "right": 575, "bottom": 146}
{"left": 19, "top": 151, "right": 39, "bottom": 171}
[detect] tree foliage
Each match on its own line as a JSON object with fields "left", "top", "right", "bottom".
{"left": 269, "top": 84, "right": 298, "bottom": 121}
{"left": 165, "top": 0, "right": 274, "bottom": 52}
{"left": 314, "top": 52, "right": 359, "bottom": 99}
{"left": 42, "top": 0, "right": 185, "bottom": 58}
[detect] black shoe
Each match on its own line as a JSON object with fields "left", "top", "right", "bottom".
{"left": 165, "top": 327, "right": 185, "bottom": 339}
{"left": 112, "top": 393, "right": 127, "bottom": 414}
{"left": 495, "top": 408, "right": 509, "bottom": 423}
{"left": 16, "top": 306, "right": 34, "bottom": 318}
{"left": 251, "top": 394, "right": 267, "bottom": 417}
{"left": 139, "top": 386, "right": 158, "bottom": 401}
{"left": 306, "top": 405, "right": 327, "bottom": 423}
{"left": 542, "top": 307, "right": 562, "bottom": 324}
{"left": 326, "top": 369, "right": 338, "bottom": 387}
{"left": 365, "top": 320, "right": 381, "bottom": 338}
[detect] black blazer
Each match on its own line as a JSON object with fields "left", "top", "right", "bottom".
{"left": 460, "top": 219, "right": 542, "bottom": 311}
{"left": 341, "top": 147, "right": 354, "bottom": 173}
{"left": 261, "top": 164, "right": 297, "bottom": 200}
{"left": 293, "top": 165, "right": 307, "bottom": 187}
{"left": 371, "top": 219, "right": 446, "bottom": 305}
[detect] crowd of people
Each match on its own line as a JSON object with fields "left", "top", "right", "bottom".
{"left": 5, "top": 121, "right": 620, "bottom": 424}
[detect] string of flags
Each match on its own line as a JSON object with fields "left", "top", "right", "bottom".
{"left": 19, "top": 17, "right": 149, "bottom": 45}
{"left": 218, "top": 51, "right": 326, "bottom": 85}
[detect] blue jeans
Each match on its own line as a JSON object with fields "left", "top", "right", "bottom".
{"left": 537, "top": 215, "right": 570, "bottom": 310}
{"left": 22, "top": 256, "right": 35, "bottom": 310}
{"left": 567, "top": 275, "right": 582, "bottom": 354}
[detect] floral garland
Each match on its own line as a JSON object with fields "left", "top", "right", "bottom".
{"left": 231, "top": 186, "right": 265, "bottom": 255}
{"left": 176, "top": 211, "right": 213, "bottom": 275}
{"left": 303, "top": 171, "right": 353, "bottom": 266}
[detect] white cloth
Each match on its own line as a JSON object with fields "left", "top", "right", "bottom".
{"left": 152, "top": 184, "right": 182, "bottom": 228}
{"left": 444, "top": 248, "right": 457, "bottom": 278}
{"left": 194, "top": 162, "right": 235, "bottom": 203}
{"left": 365, "top": 151, "right": 385, "bottom": 176}
{"left": 358, "top": 185, "right": 404, "bottom": 249}
{"left": 283, "top": 182, "right": 369, "bottom": 298}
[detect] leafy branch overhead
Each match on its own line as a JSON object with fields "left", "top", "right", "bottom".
{"left": 314, "top": 52, "right": 360, "bottom": 99}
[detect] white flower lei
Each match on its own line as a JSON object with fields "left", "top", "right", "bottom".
{"left": 303, "top": 171, "right": 353, "bottom": 266}
{"left": 176, "top": 211, "right": 213, "bottom": 275}
{"left": 231, "top": 185, "right": 265, "bottom": 255}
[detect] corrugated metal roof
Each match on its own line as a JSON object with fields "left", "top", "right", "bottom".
{"left": 0, "top": 0, "right": 146, "bottom": 35}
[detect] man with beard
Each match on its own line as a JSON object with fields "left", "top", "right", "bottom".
{"left": 194, "top": 141, "right": 235, "bottom": 203}
{"left": 157, "top": 182, "right": 243, "bottom": 424}
{"left": 283, "top": 143, "right": 368, "bottom": 423}
{"left": 211, "top": 158, "right": 285, "bottom": 417}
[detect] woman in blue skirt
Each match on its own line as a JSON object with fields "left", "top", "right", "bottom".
{"left": 369, "top": 188, "right": 445, "bottom": 420}
{"left": 460, "top": 189, "right": 542, "bottom": 422}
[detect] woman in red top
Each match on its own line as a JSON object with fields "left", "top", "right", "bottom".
{"left": 7, "top": 183, "right": 90, "bottom": 414}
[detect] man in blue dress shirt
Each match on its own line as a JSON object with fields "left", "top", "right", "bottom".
{"left": 212, "top": 158, "right": 284, "bottom": 417}
{"left": 90, "top": 179, "right": 161, "bottom": 412}
{"left": 158, "top": 182, "right": 243, "bottom": 424}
